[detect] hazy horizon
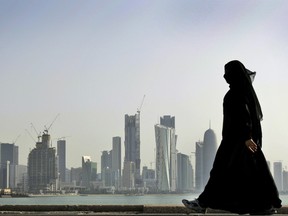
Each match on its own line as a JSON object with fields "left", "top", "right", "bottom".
{"left": 1, "top": 0, "right": 288, "bottom": 169}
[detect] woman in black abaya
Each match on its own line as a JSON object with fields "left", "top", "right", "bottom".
{"left": 182, "top": 60, "right": 282, "bottom": 215}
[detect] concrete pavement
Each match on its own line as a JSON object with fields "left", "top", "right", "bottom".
{"left": 0, "top": 205, "right": 287, "bottom": 215}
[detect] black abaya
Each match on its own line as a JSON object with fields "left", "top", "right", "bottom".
{"left": 197, "top": 87, "right": 282, "bottom": 214}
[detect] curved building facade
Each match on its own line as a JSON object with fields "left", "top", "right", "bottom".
{"left": 154, "top": 124, "right": 177, "bottom": 192}
{"left": 202, "top": 128, "right": 217, "bottom": 187}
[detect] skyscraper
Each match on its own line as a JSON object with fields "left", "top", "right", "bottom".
{"left": 195, "top": 141, "right": 204, "bottom": 191}
{"left": 101, "top": 151, "right": 112, "bottom": 186}
{"left": 195, "top": 128, "right": 217, "bottom": 191}
{"left": 274, "top": 161, "right": 283, "bottom": 192}
{"left": 122, "top": 161, "right": 135, "bottom": 189}
{"left": 142, "top": 166, "right": 156, "bottom": 192}
{"left": 0, "top": 143, "right": 19, "bottom": 189}
{"left": 82, "top": 156, "right": 97, "bottom": 189}
{"left": 283, "top": 170, "right": 288, "bottom": 192}
{"left": 177, "top": 153, "right": 193, "bottom": 192}
{"left": 111, "top": 136, "right": 121, "bottom": 189}
{"left": 160, "top": 115, "right": 175, "bottom": 128}
{"left": 27, "top": 132, "right": 57, "bottom": 193}
{"left": 101, "top": 137, "right": 121, "bottom": 188}
{"left": 154, "top": 122, "right": 177, "bottom": 192}
{"left": 124, "top": 113, "right": 141, "bottom": 186}
{"left": 57, "top": 139, "right": 66, "bottom": 183}
{"left": 202, "top": 128, "right": 217, "bottom": 187}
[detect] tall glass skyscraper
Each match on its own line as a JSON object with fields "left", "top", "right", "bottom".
{"left": 177, "top": 152, "right": 193, "bottom": 192}
{"left": 274, "top": 161, "right": 283, "bottom": 192}
{"left": 112, "top": 136, "right": 121, "bottom": 189}
{"left": 82, "top": 156, "right": 97, "bottom": 188}
{"left": 57, "top": 139, "right": 66, "bottom": 183}
{"left": 101, "top": 150, "right": 111, "bottom": 186}
{"left": 160, "top": 115, "right": 175, "bottom": 128}
{"left": 0, "top": 143, "right": 19, "bottom": 189}
{"left": 124, "top": 113, "right": 141, "bottom": 186}
{"left": 154, "top": 115, "right": 177, "bottom": 192}
{"left": 195, "top": 128, "right": 217, "bottom": 191}
{"left": 195, "top": 141, "right": 204, "bottom": 191}
{"left": 202, "top": 128, "right": 217, "bottom": 187}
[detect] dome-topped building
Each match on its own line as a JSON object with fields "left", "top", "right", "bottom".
{"left": 202, "top": 128, "right": 218, "bottom": 187}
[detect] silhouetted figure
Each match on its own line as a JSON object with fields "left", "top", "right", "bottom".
{"left": 183, "top": 60, "right": 282, "bottom": 215}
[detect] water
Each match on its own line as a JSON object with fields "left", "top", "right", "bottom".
{"left": 1, "top": 194, "right": 288, "bottom": 206}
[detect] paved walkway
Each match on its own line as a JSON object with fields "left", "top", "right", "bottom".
{"left": 0, "top": 205, "right": 287, "bottom": 215}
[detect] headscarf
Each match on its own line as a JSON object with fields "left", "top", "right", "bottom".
{"left": 224, "top": 60, "right": 263, "bottom": 121}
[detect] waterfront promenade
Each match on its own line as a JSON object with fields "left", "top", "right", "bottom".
{"left": 0, "top": 205, "right": 288, "bottom": 216}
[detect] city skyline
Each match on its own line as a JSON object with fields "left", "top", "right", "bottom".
{"left": 2, "top": 118, "right": 287, "bottom": 174}
{"left": 1, "top": 1, "right": 288, "bottom": 169}
{"left": 2, "top": 128, "right": 287, "bottom": 193}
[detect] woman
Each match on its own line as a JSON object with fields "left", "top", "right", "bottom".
{"left": 183, "top": 60, "right": 282, "bottom": 215}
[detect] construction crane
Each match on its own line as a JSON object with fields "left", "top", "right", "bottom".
{"left": 44, "top": 113, "right": 60, "bottom": 134}
{"left": 31, "top": 123, "right": 41, "bottom": 142}
{"left": 137, "top": 95, "right": 146, "bottom": 114}
{"left": 12, "top": 134, "right": 21, "bottom": 144}
{"left": 25, "top": 129, "right": 36, "bottom": 143}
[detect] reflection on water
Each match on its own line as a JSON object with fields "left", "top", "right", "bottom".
{"left": 1, "top": 194, "right": 287, "bottom": 206}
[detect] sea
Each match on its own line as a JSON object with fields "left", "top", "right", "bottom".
{"left": 1, "top": 194, "right": 288, "bottom": 206}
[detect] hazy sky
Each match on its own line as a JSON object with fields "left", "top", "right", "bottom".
{"left": 1, "top": 0, "right": 288, "bottom": 170}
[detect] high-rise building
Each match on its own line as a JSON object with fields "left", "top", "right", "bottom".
{"left": 177, "top": 153, "right": 193, "bottom": 192}
{"left": 57, "top": 139, "right": 66, "bottom": 183}
{"left": 274, "top": 161, "right": 283, "bottom": 192}
{"left": 195, "top": 141, "right": 204, "bottom": 191}
{"left": 70, "top": 167, "right": 82, "bottom": 186}
{"left": 122, "top": 161, "right": 135, "bottom": 189}
{"left": 15, "top": 164, "right": 28, "bottom": 192}
{"left": 154, "top": 123, "right": 177, "bottom": 192}
{"left": 160, "top": 115, "right": 175, "bottom": 128}
{"left": 202, "top": 128, "right": 217, "bottom": 187}
{"left": 101, "top": 151, "right": 111, "bottom": 186}
{"left": 194, "top": 128, "right": 217, "bottom": 191}
{"left": 101, "top": 137, "right": 121, "bottom": 188}
{"left": 101, "top": 151, "right": 111, "bottom": 171}
{"left": 283, "top": 170, "right": 288, "bottom": 192}
{"left": 124, "top": 113, "right": 141, "bottom": 186}
{"left": 111, "top": 136, "right": 121, "bottom": 189}
{"left": 81, "top": 156, "right": 97, "bottom": 189}
{"left": 142, "top": 166, "right": 156, "bottom": 192}
{"left": 27, "top": 133, "right": 57, "bottom": 193}
{"left": 0, "top": 143, "right": 19, "bottom": 189}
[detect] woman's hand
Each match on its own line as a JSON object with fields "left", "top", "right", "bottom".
{"left": 245, "top": 139, "right": 258, "bottom": 153}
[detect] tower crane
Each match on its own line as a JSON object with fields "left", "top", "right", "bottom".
{"left": 44, "top": 113, "right": 60, "bottom": 134}
{"left": 12, "top": 134, "right": 21, "bottom": 144}
{"left": 137, "top": 95, "right": 146, "bottom": 114}
{"left": 31, "top": 123, "right": 41, "bottom": 142}
{"left": 25, "top": 129, "right": 36, "bottom": 143}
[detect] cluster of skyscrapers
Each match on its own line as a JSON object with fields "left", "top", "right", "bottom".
{"left": 1, "top": 114, "right": 288, "bottom": 195}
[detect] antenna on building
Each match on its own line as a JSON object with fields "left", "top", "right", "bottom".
{"left": 209, "top": 120, "right": 211, "bottom": 129}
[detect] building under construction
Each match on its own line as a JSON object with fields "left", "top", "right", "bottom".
{"left": 27, "top": 132, "right": 57, "bottom": 194}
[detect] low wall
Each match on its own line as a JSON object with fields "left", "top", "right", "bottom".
{"left": 0, "top": 205, "right": 287, "bottom": 214}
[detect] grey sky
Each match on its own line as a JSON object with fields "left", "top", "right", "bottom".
{"left": 1, "top": 0, "right": 288, "bottom": 169}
